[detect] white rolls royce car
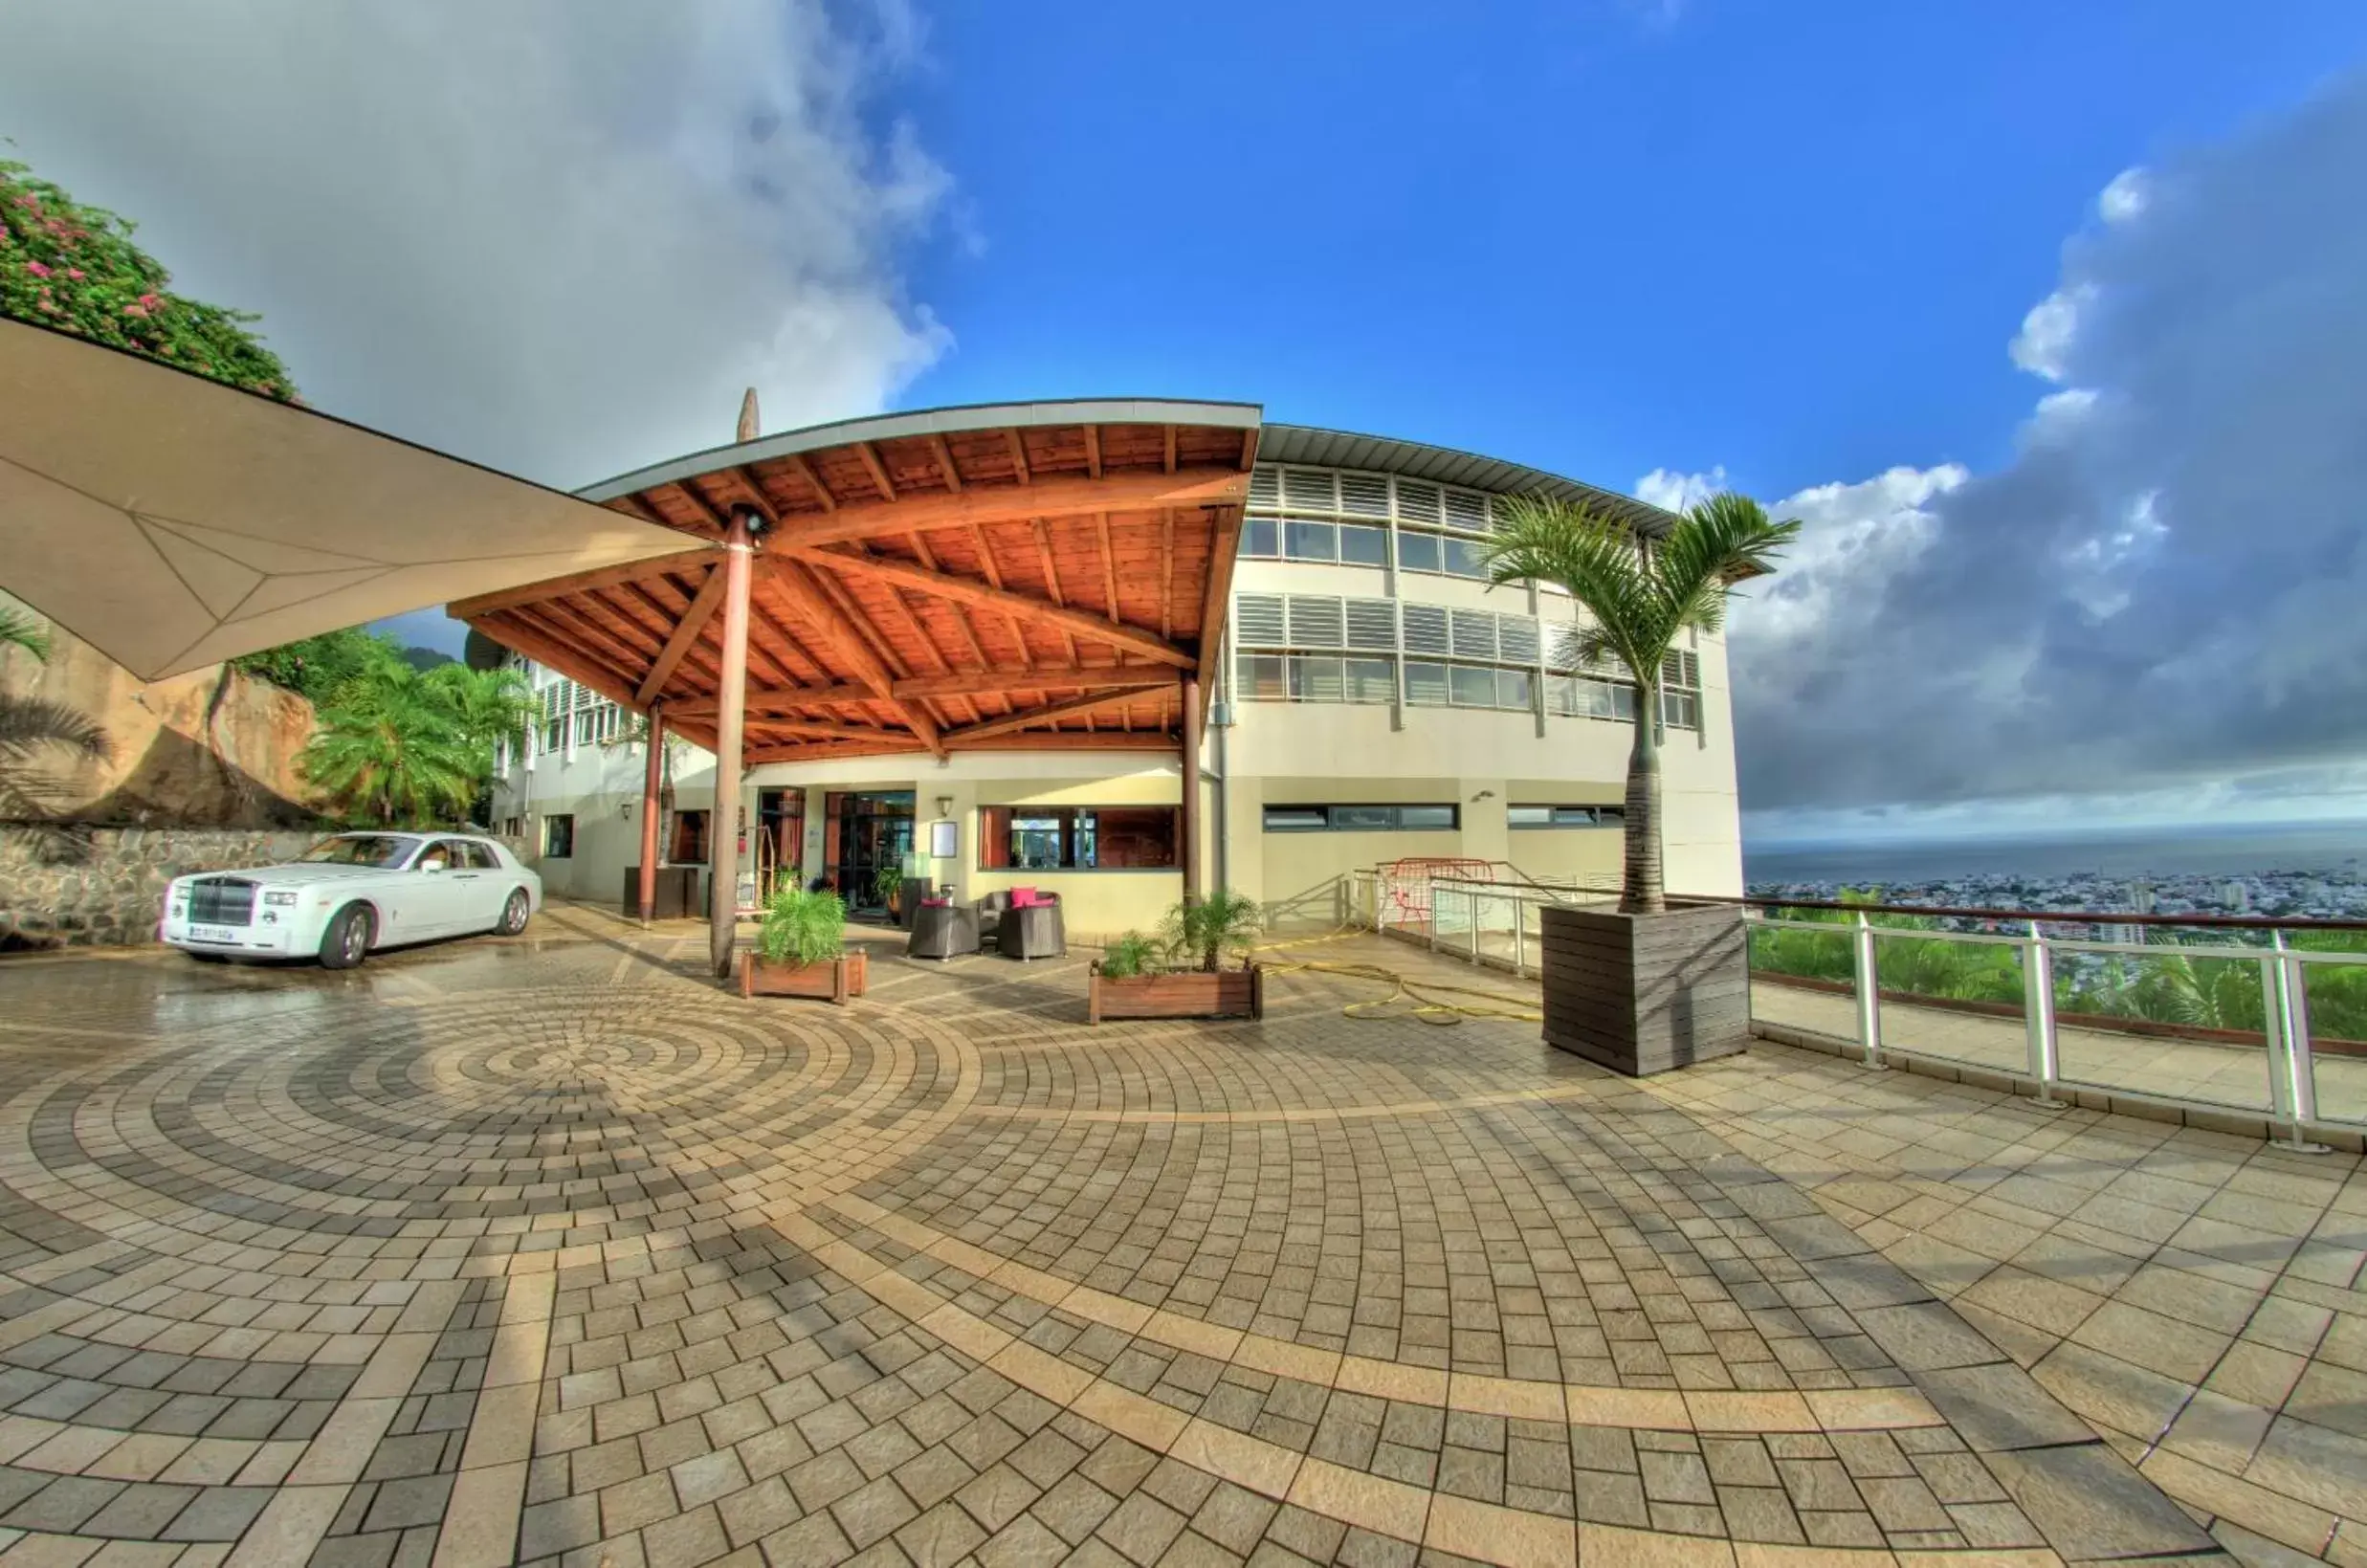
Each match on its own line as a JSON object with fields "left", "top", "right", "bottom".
{"left": 159, "top": 832, "right": 542, "bottom": 968}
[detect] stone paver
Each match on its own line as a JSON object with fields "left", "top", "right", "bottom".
{"left": 0, "top": 908, "right": 2353, "bottom": 1563}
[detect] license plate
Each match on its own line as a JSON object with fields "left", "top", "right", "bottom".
{"left": 188, "top": 925, "right": 242, "bottom": 944}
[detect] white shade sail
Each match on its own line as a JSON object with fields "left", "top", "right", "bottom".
{"left": 0, "top": 318, "right": 701, "bottom": 680}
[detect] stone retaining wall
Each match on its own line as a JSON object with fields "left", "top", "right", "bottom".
{"left": 0, "top": 828, "right": 325, "bottom": 950}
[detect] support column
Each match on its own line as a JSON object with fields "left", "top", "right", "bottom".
{"left": 710, "top": 512, "right": 756, "bottom": 979}
{"left": 636, "top": 703, "right": 664, "bottom": 924}
{"left": 1181, "top": 674, "right": 1203, "bottom": 903}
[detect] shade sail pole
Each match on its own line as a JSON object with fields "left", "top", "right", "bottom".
{"left": 710, "top": 512, "right": 756, "bottom": 978}
{"left": 637, "top": 703, "right": 665, "bottom": 925}
{"left": 1181, "top": 674, "right": 1203, "bottom": 904}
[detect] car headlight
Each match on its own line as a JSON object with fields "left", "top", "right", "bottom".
{"left": 262, "top": 890, "right": 300, "bottom": 907}
{"left": 169, "top": 900, "right": 187, "bottom": 917}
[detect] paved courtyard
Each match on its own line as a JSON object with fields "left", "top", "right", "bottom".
{"left": 0, "top": 909, "right": 2356, "bottom": 1567}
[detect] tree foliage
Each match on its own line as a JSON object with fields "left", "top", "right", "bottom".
{"left": 0, "top": 607, "right": 112, "bottom": 847}
{"left": 296, "top": 644, "right": 535, "bottom": 828}
{"left": 233, "top": 628, "right": 410, "bottom": 709}
{"left": 1481, "top": 493, "right": 1800, "bottom": 914}
{"left": 1, "top": 159, "right": 297, "bottom": 400}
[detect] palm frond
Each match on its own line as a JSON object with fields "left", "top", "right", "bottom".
{"left": 0, "top": 695, "right": 112, "bottom": 763}
{"left": 0, "top": 607, "right": 51, "bottom": 662}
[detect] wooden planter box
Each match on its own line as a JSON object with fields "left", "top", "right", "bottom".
{"left": 740, "top": 950, "right": 868, "bottom": 1004}
{"left": 1540, "top": 903, "right": 1748, "bottom": 1075}
{"left": 1088, "top": 963, "right": 1264, "bottom": 1024}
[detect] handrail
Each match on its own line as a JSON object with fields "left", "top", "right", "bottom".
{"left": 1687, "top": 892, "right": 2367, "bottom": 934}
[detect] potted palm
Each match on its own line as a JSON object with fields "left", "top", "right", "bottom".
{"left": 1481, "top": 492, "right": 1800, "bottom": 1075}
{"left": 1088, "top": 889, "right": 1265, "bottom": 1023}
{"left": 741, "top": 885, "right": 867, "bottom": 1003}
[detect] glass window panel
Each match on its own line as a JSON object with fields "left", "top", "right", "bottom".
{"left": 1404, "top": 661, "right": 1449, "bottom": 706}
{"left": 1284, "top": 519, "right": 1338, "bottom": 562}
{"left": 1508, "top": 806, "right": 1553, "bottom": 828}
{"left": 1338, "top": 524, "right": 1388, "bottom": 566}
{"left": 1089, "top": 807, "right": 1176, "bottom": 869}
{"left": 1398, "top": 806, "right": 1458, "bottom": 829}
{"left": 1263, "top": 807, "right": 1327, "bottom": 832}
{"left": 1444, "top": 537, "right": 1490, "bottom": 578}
{"left": 1008, "top": 814, "right": 1065, "bottom": 869}
{"left": 1449, "top": 665, "right": 1497, "bottom": 706}
{"left": 1344, "top": 657, "right": 1396, "bottom": 704}
{"left": 1331, "top": 806, "right": 1394, "bottom": 830}
{"left": 1497, "top": 669, "right": 1533, "bottom": 709}
{"left": 1397, "top": 531, "right": 1443, "bottom": 573}
{"left": 1243, "top": 518, "right": 1278, "bottom": 558}
{"left": 1555, "top": 807, "right": 1601, "bottom": 826}
{"left": 1289, "top": 655, "right": 1344, "bottom": 703}
{"left": 1236, "top": 654, "right": 1287, "bottom": 700}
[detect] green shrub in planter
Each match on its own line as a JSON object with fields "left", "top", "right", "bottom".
{"left": 758, "top": 886, "right": 847, "bottom": 965}
{"left": 1158, "top": 889, "right": 1261, "bottom": 973}
{"left": 1099, "top": 931, "right": 1160, "bottom": 979}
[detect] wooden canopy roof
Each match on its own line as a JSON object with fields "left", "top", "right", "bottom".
{"left": 452, "top": 402, "right": 1260, "bottom": 766}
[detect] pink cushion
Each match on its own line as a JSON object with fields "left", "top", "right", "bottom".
{"left": 1010, "top": 887, "right": 1037, "bottom": 907}
{"left": 921, "top": 896, "right": 949, "bottom": 907}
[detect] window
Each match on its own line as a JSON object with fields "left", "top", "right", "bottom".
{"left": 1660, "top": 648, "right": 1703, "bottom": 731}
{"left": 1243, "top": 518, "right": 1279, "bottom": 558}
{"left": 543, "top": 814, "right": 575, "bottom": 858}
{"left": 459, "top": 842, "right": 503, "bottom": 870}
{"left": 1449, "top": 665, "right": 1497, "bottom": 707}
{"left": 1338, "top": 524, "right": 1388, "bottom": 566}
{"left": 1443, "top": 537, "right": 1490, "bottom": 578}
{"left": 1344, "top": 657, "right": 1396, "bottom": 703}
{"left": 1397, "top": 531, "right": 1443, "bottom": 574}
{"left": 1262, "top": 804, "right": 1459, "bottom": 832}
{"left": 1510, "top": 806, "right": 1623, "bottom": 829}
{"left": 1547, "top": 674, "right": 1639, "bottom": 722}
{"left": 978, "top": 806, "right": 1178, "bottom": 870}
{"left": 670, "top": 809, "right": 709, "bottom": 864}
{"left": 1283, "top": 519, "right": 1337, "bottom": 563}
{"left": 1236, "top": 653, "right": 1287, "bottom": 700}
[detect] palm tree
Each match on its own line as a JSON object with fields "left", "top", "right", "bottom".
{"left": 1481, "top": 493, "right": 1800, "bottom": 915}
{"left": 0, "top": 607, "right": 111, "bottom": 842}
{"left": 299, "top": 664, "right": 477, "bottom": 827}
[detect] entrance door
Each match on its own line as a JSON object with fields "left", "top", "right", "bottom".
{"left": 757, "top": 789, "right": 804, "bottom": 898}
{"left": 830, "top": 791, "right": 914, "bottom": 917}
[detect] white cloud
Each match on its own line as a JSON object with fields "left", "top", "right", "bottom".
{"left": 1634, "top": 465, "right": 1727, "bottom": 513}
{"left": 2024, "top": 386, "right": 2100, "bottom": 445}
{"left": 0, "top": 1, "right": 952, "bottom": 488}
{"left": 2008, "top": 284, "right": 2091, "bottom": 382}
{"left": 1726, "top": 464, "right": 1967, "bottom": 646}
{"left": 2098, "top": 166, "right": 2150, "bottom": 224}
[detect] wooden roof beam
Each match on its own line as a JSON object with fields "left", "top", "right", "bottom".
{"left": 745, "top": 738, "right": 932, "bottom": 766}
{"left": 938, "top": 685, "right": 1175, "bottom": 747}
{"left": 944, "top": 731, "right": 1177, "bottom": 753}
{"left": 633, "top": 565, "right": 728, "bottom": 707}
{"left": 469, "top": 611, "right": 641, "bottom": 713}
{"left": 778, "top": 545, "right": 1194, "bottom": 669}
{"left": 1005, "top": 430, "right": 1030, "bottom": 484}
{"left": 744, "top": 717, "right": 916, "bottom": 743}
{"left": 766, "top": 468, "right": 1247, "bottom": 549}
{"left": 666, "top": 663, "right": 1180, "bottom": 717}
{"left": 769, "top": 556, "right": 946, "bottom": 758}
{"left": 1194, "top": 509, "right": 1245, "bottom": 684}
{"left": 928, "top": 434, "right": 963, "bottom": 493}
{"left": 448, "top": 546, "right": 720, "bottom": 620}
{"left": 1082, "top": 425, "right": 1102, "bottom": 479}
{"left": 854, "top": 441, "right": 896, "bottom": 502}
{"left": 783, "top": 451, "right": 837, "bottom": 511}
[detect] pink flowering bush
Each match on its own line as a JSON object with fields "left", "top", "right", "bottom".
{"left": 0, "top": 159, "right": 297, "bottom": 402}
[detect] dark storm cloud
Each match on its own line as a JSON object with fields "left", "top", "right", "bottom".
{"left": 1729, "top": 75, "right": 2367, "bottom": 819}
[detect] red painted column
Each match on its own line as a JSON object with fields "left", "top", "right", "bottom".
{"left": 710, "top": 512, "right": 755, "bottom": 978}
{"left": 636, "top": 703, "right": 664, "bottom": 923}
{"left": 1180, "top": 675, "right": 1203, "bottom": 903}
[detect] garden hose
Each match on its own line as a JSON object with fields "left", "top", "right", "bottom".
{"left": 1250, "top": 931, "right": 1546, "bottom": 1026}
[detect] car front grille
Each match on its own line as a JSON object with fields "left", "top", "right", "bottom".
{"left": 188, "top": 878, "right": 256, "bottom": 926}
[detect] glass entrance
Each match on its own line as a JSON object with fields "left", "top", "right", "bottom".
{"left": 828, "top": 791, "right": 914, "bottom": 917}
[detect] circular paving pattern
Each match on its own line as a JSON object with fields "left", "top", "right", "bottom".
{"left": 0, "top": 914, "right": 2235, "bottom": 1566}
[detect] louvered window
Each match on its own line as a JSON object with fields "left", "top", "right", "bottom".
{"left": 1343, "top": 599, "right": 1397, "bottom": 651}
{"left": 1395, "top": 479, "right": 1442, "bottom": 526}
{"left": 1338, "top": 474, "right": 1391, "bottom": 518}
{"left": 1496, "top": 615, "right": 1539, "bottom": 665}
{"left": 1234, "top": 593, "right": 1286, "bottom": 648}
{"left": 1450, "top": 609, "right": 1498, "bottom": 660}
{"left": 1282, "top": 469, "right": 1338, "bottom": 512}
{"left": 1286, "top": 595, "right": 1346, "bottom": 649}
{"left": 1249, "top": 466, "right": 1281, "bottom": 508}
{"left": 1444, "top": 489, "right": 1489, "bottom": 532}
{"left": 1400, "top": 603, "right": 1449, "bottom": 655}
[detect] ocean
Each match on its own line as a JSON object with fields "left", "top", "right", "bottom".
{"left": 1743, "top": 821, "right": 2367, "bottom": 887}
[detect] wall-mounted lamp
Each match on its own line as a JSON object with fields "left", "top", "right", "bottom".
{"left": 620, "top": 802, "right": 633, "bottom": 819}
{"left": 1471, "top": 788, "right": 1495, "bottom": 802}
{"left": 935, "top": 795, "right": 954, "bottom": 818}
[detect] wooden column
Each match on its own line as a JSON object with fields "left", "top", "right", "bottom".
{"left": 1180, "top": 674, "right": 1203, "bottom": 903}
{"left": 637, "top": 703, "right": 664, "bottom": 924}
{"left": 710, "top": 512, "right": 756, "bottom": 978}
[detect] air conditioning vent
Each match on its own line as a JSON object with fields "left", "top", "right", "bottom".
{"left": 1234, "top": 593, "right": 1286, "bottom": 648}
{"left": 1282, "top": 469, "right": 1338, "bottom": 512}
{"left": 1450, "top": 608, "right": 1498, "bottom": 660}
{"left": 1338, "top": 474, "right": 1391, "bottom": 518}
{"left": 1400, "top": 603, "right": 1449, "bottom": 656}
{"left": 1286, "top": 595, "right": 1345, "bottom": 649}
{"left": 1343, "top": 598, "right": 1398, "bottom": 651}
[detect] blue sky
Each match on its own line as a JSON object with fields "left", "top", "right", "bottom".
{"left": 10, "top": 1, "right": 2367, "bottom": 846}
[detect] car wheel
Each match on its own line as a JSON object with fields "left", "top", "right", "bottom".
{"left": 320, "top": 903, "right": 372, "bottom": 969}
{"left": 499, "top": 889, "right": 531, "bottom": 937}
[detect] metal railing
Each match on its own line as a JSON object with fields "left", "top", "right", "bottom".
{"left": 1339, "top": 875, "right": 2366, "bottom": 1146}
